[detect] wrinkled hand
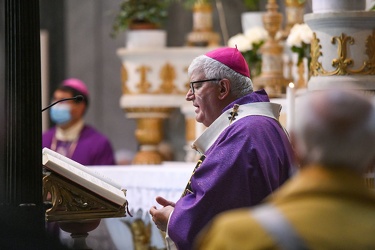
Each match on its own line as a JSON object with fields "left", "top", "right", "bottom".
{"left": 149, "top": 196, "right": 175, "bottom": 232}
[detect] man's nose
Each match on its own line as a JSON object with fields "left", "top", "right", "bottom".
{"left": 186, "top": 88, "right": 194, "bottom": 101}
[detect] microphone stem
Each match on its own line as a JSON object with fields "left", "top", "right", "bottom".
{"left": 41, "top": 98, "right": 74, "bottom": 112}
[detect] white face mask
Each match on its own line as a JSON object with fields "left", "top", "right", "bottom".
{"left": 49, "top": 104, "right": 72, "bottom": 125}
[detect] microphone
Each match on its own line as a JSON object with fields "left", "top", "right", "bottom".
{"left": 41, "top": 95, "right": 84, "bottom": 112}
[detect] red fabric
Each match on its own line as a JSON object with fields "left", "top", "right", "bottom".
{"left": 205, "top": 47, "right": 250, "bottom": 78}
{"left": 62, "top": 78, "right": 89, "bottom": 97}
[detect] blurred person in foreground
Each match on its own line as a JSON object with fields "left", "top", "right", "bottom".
{"left": 195, "top": 89, "right": 375, "bottom": 250}
{"left": 149, "top": 47, "right": 294, "bottom": 250}
{"left": 42, "top": 78, "right": 115, "bottom": 165}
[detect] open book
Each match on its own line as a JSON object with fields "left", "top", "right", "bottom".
{"left": 42, "top": 147, "right": 127, "bottom": 206}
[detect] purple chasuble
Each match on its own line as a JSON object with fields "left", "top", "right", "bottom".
{"left": 168, "top": 89, "right": 294, "bottom": 250}
{"left": 42, "top": 125, "right": 115, "bottom": 166}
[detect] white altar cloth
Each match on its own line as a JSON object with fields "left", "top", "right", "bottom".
{"left": 91, "top": 162, "right": 194, "bottom": 213}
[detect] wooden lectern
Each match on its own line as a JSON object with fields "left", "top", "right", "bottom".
{"left": 42, "top": 148, "right": 130, "bottom": 249}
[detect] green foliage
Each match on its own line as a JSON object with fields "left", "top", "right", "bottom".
{"left": 241, "top": 41, "right": 264, "bottom": 76}
{"left": 291, "top": 42, "right": 311, "bottom": 67}
{"left": 111, "top": 0, "right": 173, "bottom": 37}
{"left": 243, "top": 0, "right": 260, "bottom": 11}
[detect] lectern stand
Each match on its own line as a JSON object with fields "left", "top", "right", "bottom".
{"left": 43, "top": 168, "right": 129, "bottom": 249}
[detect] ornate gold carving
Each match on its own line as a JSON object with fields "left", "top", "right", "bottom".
{"left": 285, "top": 0, "right": 305, "bottom": 7}
{"left": 43, "top": 173, "right": 127, "bottom": 222}
{"left": 255, "top": 0, "right": 289, "bottom": 97}
{"left": 193, "top": 2, "right": 212, "bottom": 12}
{"left": 155, "top": 62, "right": 178, "bottom": 94}
{"left": 284, "top": 0, "right": 306, "bottom": 37}
{"left": 136, "top": 65, "right": 152, "bottom": 93}
{"left": 121, "top": 63, "right": 189, "bottom": 95}
{"left": 133, "top": 151, "right": 163, "bottom": 165}
{"left": 311, "top": 31, "right": 375, "bottom": 76}
{"left": 184, "top": 66, "right": 190, "bottom": 92}
{"left": 126, "top": 218, "right": 154, "bottom": 250}
{"left": 297, "top": 60, "right": 306, "bottom": 88}
{"left": 121, "top": 65, "right": 130, "bottom": 94}
{"left": 135, "top": 118, "right": 163, "bottom": 145}
{"left": 185, "top": 118, "right": 196, "bottom": 142}
{"left": 263, "top": 0, "right": 283, "bottom": 40}
{"left": 330, "top": 33, "right": 355, "bottom": 75}
{"left": 187, "top": 2, "right": 220, "bottom": 46}
{"left": 310, "top": 32, "right": 323, "bottom": 76}
{"left": 363, "top": 30, "right": 375, "bottom": 75}
{"left": 123, "top": 107, "right": 171, "bottom": 164}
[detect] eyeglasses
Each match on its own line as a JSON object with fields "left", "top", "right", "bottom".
{"left": 189, "top": 78, "right": 220, "bottom": 94}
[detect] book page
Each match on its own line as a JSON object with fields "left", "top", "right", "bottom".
{"left": 42, "top": 152, "right": 126, "bottom": 206}
{"left": 42, "top": 147, "right": 123, "bottom": 189}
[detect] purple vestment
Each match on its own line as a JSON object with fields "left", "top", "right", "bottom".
{"left": 42, "top": 125, "right": 115, "bottom": 166}
{"left": 168, "top": 89, "right": 294, "bottom": 250}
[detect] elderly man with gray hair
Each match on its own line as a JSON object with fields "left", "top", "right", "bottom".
{"left": 195, "top": 89, "right": 375, "bottom": 250}
{"left": 150, "top": 47, "right": 294, "bottom": 250}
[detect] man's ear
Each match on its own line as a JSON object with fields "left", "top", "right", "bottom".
{"left": 218, "top": 79, "right": 231, "bottom": 100}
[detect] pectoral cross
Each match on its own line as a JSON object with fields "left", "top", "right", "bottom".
{"left": 228, "top": 104, "right": 239, "bottom": 124}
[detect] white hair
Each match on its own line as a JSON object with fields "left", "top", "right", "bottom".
{"left": 292, "top": 89, "right": 375, "bottom": 172}
{"left": 188, "top": 55, "right": 253, "bottom": 98}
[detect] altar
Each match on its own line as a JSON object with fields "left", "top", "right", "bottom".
{"left": 59, "top": 163, "right": 194, "bottom": 250}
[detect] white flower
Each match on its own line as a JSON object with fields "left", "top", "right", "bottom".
{"left": 286, "top": 23, "right": 313, "bottom": 48}
{"left": 228, "top": 26, "right": 267, "bottom": 52}
{"left": 244, "top": 26, "right": 268, "bottom": 45}
{"left": 300, "top": 24, "right": 313, "bottom": 44}
{"left": 228, "top": 33, "right": 253, "bottom": 52}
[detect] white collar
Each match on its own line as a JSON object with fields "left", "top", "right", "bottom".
{"left": 192, "top": 102, "right": 282, "bottom": 155}
{"left": 55, "top": 119, "right": 84, "bottom": 141}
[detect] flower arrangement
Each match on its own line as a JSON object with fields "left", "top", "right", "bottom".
{"left": 286, "top": 23, "right": 314, "bottom": 66}
{"left": 227, "top": 26, "right": 268, "bottom": 77}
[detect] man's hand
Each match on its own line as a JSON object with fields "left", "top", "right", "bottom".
{"left": 149, "top": 196, "right": 175, "bottom": 232}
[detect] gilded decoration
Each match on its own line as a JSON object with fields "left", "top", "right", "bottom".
{"left": 155, "top": 62, "right": 178, "bottom": 94}
{"left": 255, "top": 0, "right": 288, "bottom": 97}
{"left": 184, "top": 66, "right": 190, "bottom": 92}
{"left": 43, "top": 173, "right": 127, "bottom": 222}
{"left": 124, "top": 218, "right": 155, "bottom": 250}
{"left": 135, "top": 118, "right": 164, "bottom": 145}
{"left": 262, "top": 1, "right": 282, "bottom": 40}
{"left": 121, "top": 64, "right": 130, "bottom": 94}
{"left": 311, "top": 31, "right": 375, "bottom": 76}
{"left": 136, "top": 65, "right": 152, "bottom": 93}
{"left": 185, "top": 118, "right": 196, "bottom": 142}
{"left": 310, "top": 32, "right": 323, "bottom": 76}
{"left": 132, "top": 150, "right": 163, "bottom": 165}
{"left": 122, "top": 63, "right": 188, "bottom": 95}
{"left": 284, "top": 0, "right": 306, "bottom": 37}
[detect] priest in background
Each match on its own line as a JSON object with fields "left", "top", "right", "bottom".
{"left": 42, "top": 78, "right": 116, "bottom": 240}
{"left": 42, "top": 78, "right": 115, "bottom": 166}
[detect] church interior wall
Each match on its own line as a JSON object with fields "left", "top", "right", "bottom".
{"left": 39, "top": 0, "right": 312, "bottom": 161}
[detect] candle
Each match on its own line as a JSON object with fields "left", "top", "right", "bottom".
{"left": 286, "top": 82, "right": 295, "bottom": 132}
